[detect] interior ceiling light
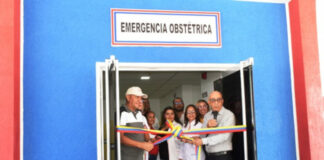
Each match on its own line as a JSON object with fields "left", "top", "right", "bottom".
{"left": 140, "top": 75, "right": 150, "bottom": 80}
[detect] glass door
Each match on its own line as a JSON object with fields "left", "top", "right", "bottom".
{"left": 212, "top": 59, "right": 256, "bottom": 160}
{"left": 96, "top": 56, "right": 119, "bottom": 160}
{"left": 243, "top": 65, "right": 257, "bottom": 160}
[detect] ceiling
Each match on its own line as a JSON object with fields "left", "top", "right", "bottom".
{"left": 119, "top": 71, "right": 203, "bottom": 99}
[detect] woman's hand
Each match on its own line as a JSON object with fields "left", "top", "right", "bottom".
{"left": 181, "top": 138, "right": 193, "bottom": 144}
{"left": 161, "top": 125, "right": 169, "bottom": 131}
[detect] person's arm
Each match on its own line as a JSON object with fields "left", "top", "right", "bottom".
{"left": 144, "top": 126, "right": 150, "bottom": 142}
{"left": 120, "top": 132, "right": 153, "bottom": 151}
{"left": 119, "top": 112, "right": 154, "bottom": 151}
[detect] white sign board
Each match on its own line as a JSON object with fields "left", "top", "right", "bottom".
{"left": 111, "top": 9, "right": 221, "bottom": 47}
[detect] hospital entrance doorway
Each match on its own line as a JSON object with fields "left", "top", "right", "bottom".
{"left": 96, "top": 56, "right": 256, "bottom": 160}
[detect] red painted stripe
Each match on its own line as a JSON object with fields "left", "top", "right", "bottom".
{"left": 289, "top": 1, "right": 311, "bottom": 159}
{"left": 111, "top": 9, "right": 115, "bottom": 44}
{"left": 14, "top": 0, "right": 20, "bottom": 160}
{"left": 289, "top": 0, "right": 324, "bottom": 159}
{"left": 217, "top": 13, "right": 222, "bottom": 46}
{"left": 0, "top": 0, "right": 20, "bottom": 159}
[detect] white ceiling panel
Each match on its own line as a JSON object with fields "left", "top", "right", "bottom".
{"left": 119, "top": 71, "right": 203, "bottom": 98}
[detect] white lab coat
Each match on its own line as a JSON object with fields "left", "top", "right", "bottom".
{"left": 179, "top": 120, "right": 205, "bottom": 160}
{"left": 167, "top": 121, "right": 182, "bottom": 160}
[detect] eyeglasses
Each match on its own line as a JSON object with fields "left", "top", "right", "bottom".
{"left": 209, "top": 98, "right": 223, "bottom": 103}
{"left": 174, "top": 102, "right": 183, "bottom": 105}
{"left": 186, "top": 111, "right": 196, "bottom": 115}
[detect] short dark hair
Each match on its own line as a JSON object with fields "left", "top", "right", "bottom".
{"left": 145, "top": 110, "right": 155, "bottom": 119}
{"left": 173, "top": 97, "right": 184, "bottom": 105}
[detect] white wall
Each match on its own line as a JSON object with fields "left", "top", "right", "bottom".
{"left": 160, "top": 86, "right": 182, "bottom": 109}
{"left": 182, "top": 84, "right": 201, "bottom": 106}
{"left": 149, "top": 98, "right": 161, "bottom": 120}
{"left": 200, "top": 72, "right": 222, "bottom": 101}
{"left": 159, "top": 84, "right": 201, "bottom": 110}
{"left": 200, "top": 71, "right": 235, "bottom": 100}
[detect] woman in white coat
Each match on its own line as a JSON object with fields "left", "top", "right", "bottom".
{"left": 179, "top": 104, "right": 205, "bottom": 160}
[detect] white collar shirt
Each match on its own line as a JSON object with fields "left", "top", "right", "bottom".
{"left": 201, "top": 106, "right": 235, "bottom": 153}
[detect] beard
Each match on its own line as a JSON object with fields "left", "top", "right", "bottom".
{"left": 174, "top": 107, "right": 184, "bottom": 112}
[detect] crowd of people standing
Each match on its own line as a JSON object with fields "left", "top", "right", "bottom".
{"left": 120, "top": 86, "right": 235, "bottom": 160}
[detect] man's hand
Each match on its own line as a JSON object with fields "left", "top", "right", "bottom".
{"left": 207, "top": 119, "right": 217, "bottom": 128}
{"left": 192, "top": 137, "right": 203, "bottom": 146}
{"left": 186, "top": 139, "right": 193, "bottom": 144}
{"left": 141, "top": 142, "right": 154, "bottom": 151}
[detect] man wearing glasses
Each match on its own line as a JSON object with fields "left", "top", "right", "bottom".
{"left": 193, "top": 91, "right": 235, "bottom": 160}
{"left": 173, "top": 97, "right": 185, "bottom": 124}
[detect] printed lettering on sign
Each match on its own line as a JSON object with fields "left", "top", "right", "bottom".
{"left": 111, "top": 9, "right": 222, "bottom": 48}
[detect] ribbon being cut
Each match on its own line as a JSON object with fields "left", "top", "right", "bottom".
{"left": 117, "top": 120, "right": 246, "bottom": 160}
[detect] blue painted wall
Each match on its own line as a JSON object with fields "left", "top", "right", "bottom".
{"left": 24, "top": 0, "right": 296, "bottom": 159}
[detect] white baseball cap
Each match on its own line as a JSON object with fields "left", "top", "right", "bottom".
{"left": 125, "top": 86, "right": 148, "bottom": 98}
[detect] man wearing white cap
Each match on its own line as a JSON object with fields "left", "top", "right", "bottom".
{"left": 120, "top": 86, "right": 154, "bottom": 160}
